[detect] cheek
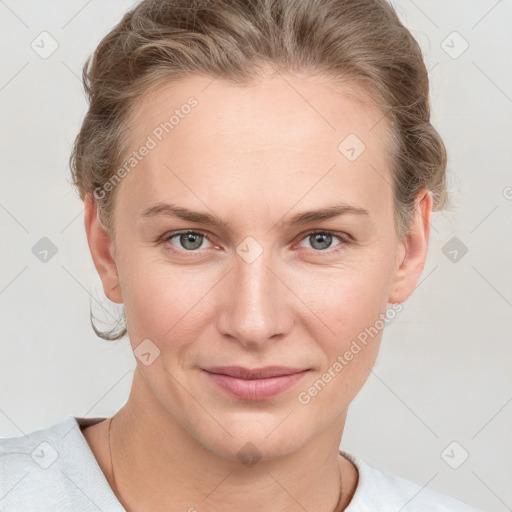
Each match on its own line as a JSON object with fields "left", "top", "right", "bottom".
{"left": 291, "top": 255, "right": 394, "bottom": 340}
{"left": 290, "top": 254, "right": 394, "bottom": 394}
{"left": 295, "top": 268, "right": 389, "bottom": 407}
{"left": 119, "top": 238, "right": 396, "bottom": 359}
{"left": 119, "top": 253, "right": 217, "bottom": 347}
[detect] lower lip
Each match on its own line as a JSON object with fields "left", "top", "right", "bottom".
{"left": 203, "top": 370, "right": 308, "bottom": 401}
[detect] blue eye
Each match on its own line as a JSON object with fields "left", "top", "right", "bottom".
{"left": 298, "top": 231, "right": 345, "bottom": 252}
{"left": 160, "top": 229, "right": 348, "bottom": 255}
{"left": 165, "top": 230, "right": 210, "bottom": 251}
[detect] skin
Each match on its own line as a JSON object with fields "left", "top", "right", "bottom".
{"left": 82, "top": 69, "right": 432, "bottom": 512}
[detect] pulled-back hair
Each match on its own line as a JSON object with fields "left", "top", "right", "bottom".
{"left": 69, "top": 0, "right": 448, "bottom": 340}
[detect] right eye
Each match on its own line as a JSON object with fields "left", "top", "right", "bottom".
{"left": 162, "top": 230, "right": 214, "bottom": 252}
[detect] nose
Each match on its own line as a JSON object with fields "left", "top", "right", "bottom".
{"left": 215, "top": 248, "right": 294, "bottom": 348}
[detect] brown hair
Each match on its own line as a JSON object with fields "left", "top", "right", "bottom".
{"left": 69, "top": 0, "right": 449, "bottom": 340}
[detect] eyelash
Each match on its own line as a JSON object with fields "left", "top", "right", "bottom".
{"left": 159, "top": 229, "right": 351, "bottom": 256}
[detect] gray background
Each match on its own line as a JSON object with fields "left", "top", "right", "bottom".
{"left": 1, "top": 1, "right": 511, "bottom": 510}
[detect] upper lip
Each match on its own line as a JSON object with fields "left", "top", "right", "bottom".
{"left": 202, "top": 366, "right": 308, "bottom": 379}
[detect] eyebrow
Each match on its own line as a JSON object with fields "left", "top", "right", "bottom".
{"left": 139, "top": 201, "right": 369, "bottom": 227}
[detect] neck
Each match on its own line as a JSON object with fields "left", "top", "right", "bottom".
{"left": 108, "top": 368, "right": 356, "bottom": 512}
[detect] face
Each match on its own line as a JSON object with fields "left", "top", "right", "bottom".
{"left": 86, "top": 70, "right": 430, "bottom": 461}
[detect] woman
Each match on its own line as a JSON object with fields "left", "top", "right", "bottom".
{"left": 0, "top": 0, "right": 482, "bottom": 510}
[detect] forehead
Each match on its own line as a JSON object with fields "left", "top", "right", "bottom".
{"left": 118, "top": 72, "right": 394, "bottom": 219}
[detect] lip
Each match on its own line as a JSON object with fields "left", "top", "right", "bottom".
{"left": 202, "top": 366, "right": 309, "bottom": 401}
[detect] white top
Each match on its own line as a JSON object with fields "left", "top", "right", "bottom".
{"left": 0, "top": 416, "right": 482, "bottom": 511}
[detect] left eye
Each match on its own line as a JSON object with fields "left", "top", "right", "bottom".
{"left": 161, "top": 230, "right": 346, "bottom": 254}
{"left": 297, "top": 231, "right": 344, "bottom": 252}
{"left": 165, "top": 231, "right": 211, "bottom": 251}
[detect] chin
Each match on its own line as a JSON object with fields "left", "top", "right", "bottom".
{"left": 192, "top": 416, "right": 310, "bottom": 464}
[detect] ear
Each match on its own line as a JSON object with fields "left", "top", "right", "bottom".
{"left": 388, "top": 189, "right": 433, "bottom": 304}
{"left": 83, "top": 193, "right": 123, "bottom": 304}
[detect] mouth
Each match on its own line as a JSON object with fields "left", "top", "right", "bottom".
{"left": 201, "top": 366, "right": 310, "bottom": 400}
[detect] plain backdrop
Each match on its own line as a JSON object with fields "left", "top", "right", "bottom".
{"left": 1, "top": 1, "right": 511, "bottom": 510}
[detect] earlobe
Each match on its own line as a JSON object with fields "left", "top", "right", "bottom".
{"left": 388, "top": 189, "right": 432, "bottom": 304}
{"left": 83, "top": 194, "right": 123, "bottom": 304}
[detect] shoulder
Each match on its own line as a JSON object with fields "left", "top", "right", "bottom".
{"left": 0, "top": 416, "right": 107, "bottom": 511}
{"left": 341, "top": 450, "right": 482, "bottom": 512}
{"left": 0, "top": 416, "right": 75, "bottom": 509}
